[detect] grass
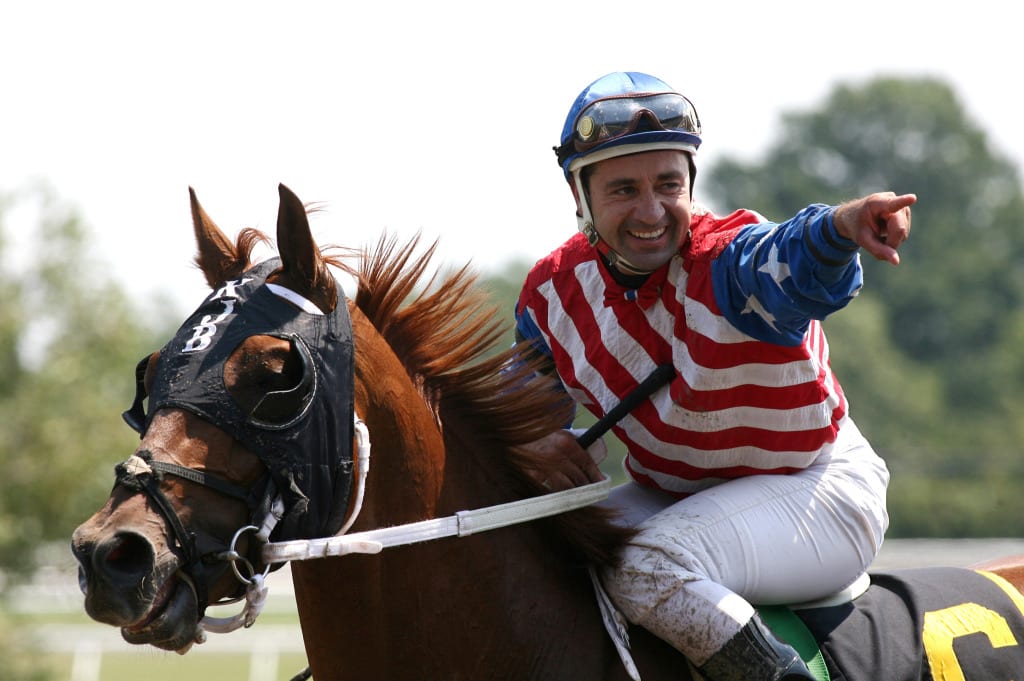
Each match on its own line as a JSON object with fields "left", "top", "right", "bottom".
{"left": 9, "top": 592, "right": 310, "bottom": 681}
{"left": 45, "top": 651, "right": 311, "bottom": 681}
{"left": 6, "top": 559, "right": 311, "bottom": 680}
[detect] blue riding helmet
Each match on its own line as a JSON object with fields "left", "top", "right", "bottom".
{"left": 553, "top": 72, "right": 703, "bottom": 273}
{"left": 554, "top": 71, "right": 703, "bottom": 179}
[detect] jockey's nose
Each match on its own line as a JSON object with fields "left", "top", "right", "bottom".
{"left": 632, "top": 190, "right": 669, "bottom": 226}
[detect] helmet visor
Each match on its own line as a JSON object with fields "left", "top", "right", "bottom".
{"left": 571, "top": 93, "right": 701, "bottom": 152}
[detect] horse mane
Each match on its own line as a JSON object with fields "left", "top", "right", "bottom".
{"left": 350, "top": 234, "right": 636, "bottom": 566}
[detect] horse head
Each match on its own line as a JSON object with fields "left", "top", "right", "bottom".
{"left": 71, "top": 184, "right": 356, "bottom": 652}
{"left": 72, "top": 183, "right": 647, "bottom": 679}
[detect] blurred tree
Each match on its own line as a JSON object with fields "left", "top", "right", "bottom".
{"left": 0, "top": 184, "right": 177, "bottom": 580}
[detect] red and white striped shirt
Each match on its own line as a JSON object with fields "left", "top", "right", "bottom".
{"left": 516, "top": 208, "right": 850, "bottom": 497}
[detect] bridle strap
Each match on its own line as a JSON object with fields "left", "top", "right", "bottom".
{"left": 115, "top": 452, "right": 210, "bottom": 611}
{"left": 147, "top": 459, "right": 253, "bottom": 503}
{"left": 114, "top": 450, "right": 262, "bottom": 617}
{"left": 187, "top": 413, "right": 368, "bottom": 646}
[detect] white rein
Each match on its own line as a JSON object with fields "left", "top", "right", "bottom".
{"left": 196, "top": 414, "right": 610, "bottom": 638}
{"left": 194, "top": 363, "right": 671, "bottom": 646}
{"left": 264, "top": 414, "right": 611, "bottom": 562}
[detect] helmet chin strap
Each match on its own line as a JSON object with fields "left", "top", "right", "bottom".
{"left": 572, "top": 171, "right": 654, "bottom": 276}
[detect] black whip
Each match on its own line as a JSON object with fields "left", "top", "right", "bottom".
{"left": 575, "top": 363, "right": 674, "bottom": 449}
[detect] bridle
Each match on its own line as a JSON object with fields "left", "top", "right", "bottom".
{"left": 110, "top": 348, "right": 670, "bottom": 681}
{"left": 110, "top": 412, "right": 373, "bottom": 641}
{"left": 112, "top": 448, "right": 273, "bottom": 628}
{"left": 119, "top": 361, "right": 672, "bottom": 636}
{"left": 111, "top": 262, "right": 357, "bottom": 641}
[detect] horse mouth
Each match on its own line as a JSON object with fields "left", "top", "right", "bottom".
{"left": 121, "top": 572, "right": 200, "bottom": 652}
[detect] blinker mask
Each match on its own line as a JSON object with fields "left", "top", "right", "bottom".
{"left": 124, "top": 258, "right": 355, "bottom": 541}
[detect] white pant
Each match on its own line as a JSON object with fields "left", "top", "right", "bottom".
{"left": 600, "top": 419, "right": 889, "bottom": 665}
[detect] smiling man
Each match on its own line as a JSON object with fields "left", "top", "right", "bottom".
{"left": 513, "top": 71, "right": 915, "bottom": 681}
{"left": 584, "top": 149, "right": 692, "bottom": 272}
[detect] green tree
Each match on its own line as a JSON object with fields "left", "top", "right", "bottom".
{"left": 0, "top": 184, "right": 176, "bottom": 579}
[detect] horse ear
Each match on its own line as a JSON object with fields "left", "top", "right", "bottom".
{"left": 275, "top": 183, "right": 337, "bottom": 311}
{"left": 190, "top": 187, "right": 249, "bottom": 287}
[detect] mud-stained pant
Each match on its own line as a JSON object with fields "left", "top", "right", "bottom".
{"left": 599, "top": 419, "right": 889, "bottom": 665}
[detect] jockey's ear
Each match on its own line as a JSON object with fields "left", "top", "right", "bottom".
{"left": 274, "top": 183, "right": 338, "bottom": 312}
{"left": 190, "top": 187, "right": 250, "bottom": 287}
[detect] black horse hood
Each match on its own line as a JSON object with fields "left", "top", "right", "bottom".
{"left": 136, "top": 258, "right": 354, "bottom": 540}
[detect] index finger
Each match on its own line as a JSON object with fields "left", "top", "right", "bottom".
{"left": 882, "top": 193, "right": 917, "bottom": 213}
{"left": 881, "top": 194, "right": 915, "bottom": 240}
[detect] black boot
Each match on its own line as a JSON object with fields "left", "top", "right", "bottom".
{"left": 697, "top": 614, "right": 817, "bottom": 681}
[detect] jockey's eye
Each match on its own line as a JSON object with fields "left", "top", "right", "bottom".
{"left": 225, "top": 336, "right": 316, "bottom": 429}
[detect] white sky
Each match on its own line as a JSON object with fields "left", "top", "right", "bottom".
{"left": 2, "top": 0, "right": 1021, "bottom": 311}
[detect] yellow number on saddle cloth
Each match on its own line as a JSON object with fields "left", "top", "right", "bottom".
{"left": 922, "top": 570, "right": 1024, "bottom": 681}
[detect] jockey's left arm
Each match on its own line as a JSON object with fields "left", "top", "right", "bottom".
{"left": 710, "top": 192, "right": 915, "bottom": 345}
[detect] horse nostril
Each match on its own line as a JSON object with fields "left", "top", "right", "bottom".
{"left": 97, "top": 532, "right": 155, "bottom": 578}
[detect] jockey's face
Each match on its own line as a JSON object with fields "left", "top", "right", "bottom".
{"left": 580, "top": 150, "right": 692, "bottom": 273}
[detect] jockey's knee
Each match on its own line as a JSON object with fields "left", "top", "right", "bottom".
{"left": 603, "top": 537, "right": 706, "bottom": 624}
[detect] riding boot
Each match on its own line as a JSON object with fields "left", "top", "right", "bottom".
{"left": 696, "top": 614, "right": 817, "bottom": 681}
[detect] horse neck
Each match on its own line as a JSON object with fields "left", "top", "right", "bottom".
{"left": 345, "top": 305, "right": 531, "bottom": 525}
{"left": 288, "top": 307, "right": 623, "bottom": 679}
{"left": 349, "top": 311, "right": 447, "bottom": 527}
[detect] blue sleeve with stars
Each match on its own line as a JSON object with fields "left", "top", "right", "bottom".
{"left": 710, "top": 204, "right": 863, "bottom": 346}
{"left": 514, "top": 297, "right": 553, "bottom": 357}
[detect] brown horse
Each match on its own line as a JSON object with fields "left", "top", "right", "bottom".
{"left": 73, "top": 184, "right": 1024, "bottom": 681}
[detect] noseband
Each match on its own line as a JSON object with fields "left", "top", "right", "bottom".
{"left": 112, "top": 412, "right": 371, "bottom": 640}
{"left": 113, "top": 449, "right": 270, "bottom": 619}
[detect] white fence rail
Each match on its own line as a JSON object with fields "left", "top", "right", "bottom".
{"left": 32, "top": 622, "right": 305, "bottom": 681}
{"left": 11, "top": 561, "right": 304, "bottom": 681}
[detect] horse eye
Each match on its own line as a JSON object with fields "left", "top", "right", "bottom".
{"left": 225, "top": 337, "right": 316, "bottom": 429}
{"left": 248, "top": 339, "right": 315, "bottom": 430}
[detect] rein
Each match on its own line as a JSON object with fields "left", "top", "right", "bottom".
{"left": 263, "top": 363, "right": 675, "bottom": 563}
{"left": 262, "top": 474, "right": 613, "bottom": 562}
{"left": 124, "top": 360, "right": 673, "bottom": 648}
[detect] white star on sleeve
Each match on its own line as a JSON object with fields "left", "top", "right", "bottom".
{"left": 741, "top": 294, "right": 780, "bottom": 332}
{"left": 758, "top": 243, "right": 791, "bottom": 287}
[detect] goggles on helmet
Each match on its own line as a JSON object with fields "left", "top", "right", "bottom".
{"left": 555, "top": 92, "right": 701, "bottom": 167}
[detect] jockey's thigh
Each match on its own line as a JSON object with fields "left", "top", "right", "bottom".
{"left": 603, "top": 419, "right": 889, "bottom": 617}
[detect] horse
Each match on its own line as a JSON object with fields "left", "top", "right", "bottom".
{"left": 72, "top": 184, "right": 1024, "bottom": 681}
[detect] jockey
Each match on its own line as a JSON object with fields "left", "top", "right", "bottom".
{"left": 514, "top": 71, "right": 915, "bottom": 681}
